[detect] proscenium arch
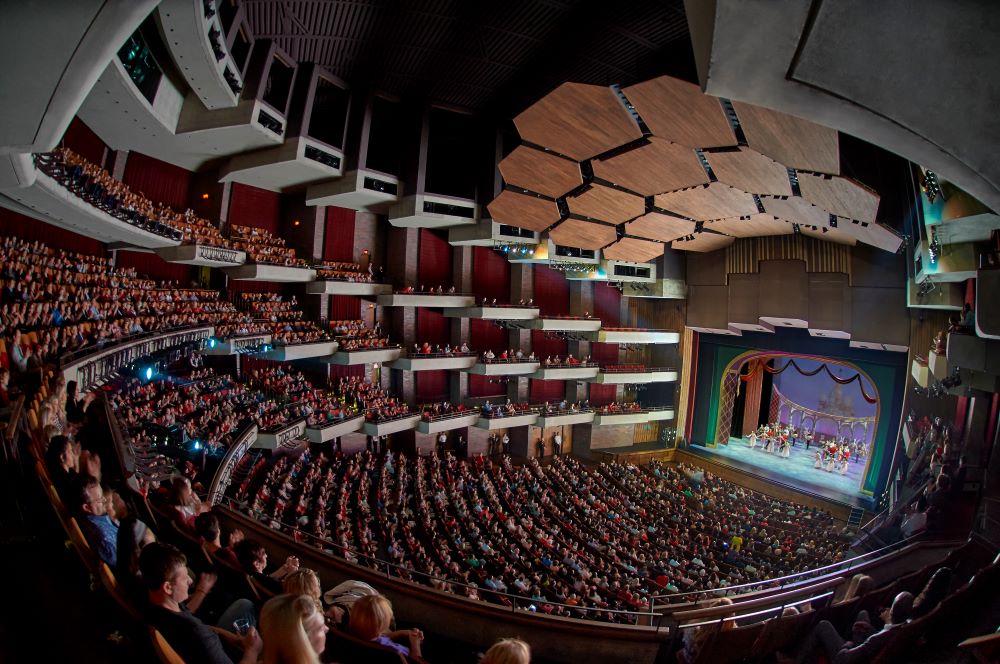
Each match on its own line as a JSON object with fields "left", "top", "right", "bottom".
{"left": 711, "top": 350, "right": 881, "bottom": 493}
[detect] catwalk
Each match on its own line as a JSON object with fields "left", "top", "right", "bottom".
{"left": 695, "top": 435, "right": 868, "bottom": 503}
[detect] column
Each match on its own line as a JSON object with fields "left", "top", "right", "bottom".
{"left": 567, "top": 281, "right": 593, "bottom": 403}
{"left": 387, "top": 226, "right": 419, "bottom": 403}
{"left": 450, "top": 247, "right": 472, "bottom": 404}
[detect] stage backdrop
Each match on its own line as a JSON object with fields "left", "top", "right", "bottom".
{"left": 688, "top": 329, "right": 908, "bottom": 498}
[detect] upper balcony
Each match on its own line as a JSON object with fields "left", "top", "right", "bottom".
{"left": 509, "top": 316, "right": 603, "bottom": 333}
{"left": 582, "top": 328, "right": 680, "bottom": 345}
{"left": 417, "top": 411, "right": 481, "bottom": 434}
{"left": 156, "top": 243, "right": 246, "bottom": 267}
{"left": 443, "top": 304, "right": 540, "bottom": 321}
{"left": 536, "top": 409, "right": 595, "bottom": 427}
{"left": 475, "top": 410, "right": 539, "bottom": 430}
{"left": 532, "top": 363, "right": 601, "bottom": 381}
{"left": 593, "top": 407, "right": 675, "bottom": 426}
{"left": 586, "top": 366, "right": 679, "bottom": 384}
{"left": 389, "top": 352, "right": 478, "bottom": 372}
{"left": 363, "top": 413, "right": 421, "bottom": 437}
{"left": 201, "top": 333, "right": 271, "bottom": 355}
{"left": 224, "top": 262, "right": 316, "bottom": 282}
{"left": 157, "top": 0, "right": 244, "bottom": 111}
{"left": 389, "top": 193, "right": 479, "bottom": 229}
{"left": 323, "top": 346, "right": 402, "bottom": 366}
{"left": 219, "top": 135, "right": 343, "bottom": 192}
{"left": 305, "top": 414, "right": 365, "bottom": 443}
{"left": 0, "top": 154, "right": 181, "bottom": 249}
{"left": 305, "top": 279, "right": 392, "bottom": 297}
{"left": 466, "top": 359, "right": 541, "bottom": 376}
{"left": 377, "top": 292, "right": 476, "bottom": 308}
{"left": 306, "top": 169, "right": 401, "bottom": 212}
{"left": 258, "top": 340, "right": 339, "bottom": 362}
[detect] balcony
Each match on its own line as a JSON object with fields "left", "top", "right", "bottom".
{"left": 509, "top": 317, "right": 603, "bottom": 332}
{"left": 0, "top": 155, "right": 181, "bottom": 248}
{"left": 475, "top": 411, "right": 539, "bottom": 430}
{"left": 257, "top": 419, "right": 307, "bottom": 449}
{"left": 157, "top": 0, "right": 243, "bottom": 111}
{"left": 258, "top": 340, "right": 339, "bottom": 362}
{"left": 586, "top": 366, "right": 679, "bottom": 384}
{"left": 593, "top": 407, "right": 675, "bottom": 426}
{"left": 156, "top": 243, "right": 245, "bottom": 267}
{"left": 443, "top": 305, "right": 540, "bottom": 321}
{"left": 532, "top": 363, "right": 600, "bottom": 380}
{"left": 388, "top": 352, "right": 478, "bottom": 372}
{"left": 388, "top": 193, "right": 478, "bottom": 229}
{"left": 324, "top": 346, "right": 402, "bottom": 366}
{"left": 536, "top": 409, "right": 595, "bottom": 427}
{"left": 416, "top": 411, "right": 481, "bottom": 434}
{"left": 305, "top": 280, "right": 392, "bottom": 297}
{"left": 219, "top": 136, "right": 344, "bottom": 192}
{"left": 466, "top": 360, "right": 541, "bottom": 376}
{"left": 201, "top": 333, "right": 271, "bottom": 355}
{"left": 911, "top": 358, "right": 930, "bottom": 388}
{"left": 377, "top": 292, "right": 476, "bottom": 308}
{"left": 363, "top": 413, "right": 421, "bottom": 436}
{"left": 305, "top": 414, "right": 365, "bottom": 443}
{"left": 582, "top": 328, "right": 680, "bottom": 344}
{"left": 224, "top": 262, "right": 317, "bottom": 282}
{"left": 305, "top": 169, "right": 400, "bottom": 212}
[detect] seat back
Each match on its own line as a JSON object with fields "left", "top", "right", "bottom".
{"left": 98, "top": 562, "right": 143, "bottom": 622}
{"left": 327, "top": 626, "right": 408, "bottom": 664}
{"left": 694, "top": 621, "right": 767, "bottom": 664}
{"left": 749, "top": 609, "right": 816, "bottom": 657}
{"left": 66, "top": 516, "right": 101, "bottom": 577}
{"left": 209, "top": 550, "right": 261, "bottom": 603}
{"left": 150, "top": 628, "right": 186, "bottom": 664}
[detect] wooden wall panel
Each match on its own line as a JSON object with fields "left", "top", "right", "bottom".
{"left": 758, "top": 260, "right": 808, "bottom": 322}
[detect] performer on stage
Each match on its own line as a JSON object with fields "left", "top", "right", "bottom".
{"left": 747, "top": 430, "right": 757, "bottom": 449}
{"left": 814, "top": 450, "right": 823, "bottom": 468}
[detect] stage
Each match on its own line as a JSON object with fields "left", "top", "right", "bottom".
{"left": 686, "top": 439, "right": 874, "bottom": 510}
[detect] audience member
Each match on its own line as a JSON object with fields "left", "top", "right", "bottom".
{"left": 349, "top": 594, "right": 424, "bottom": 659}
{"left": 259, "top": 594, "right": 329, "bottom": 664}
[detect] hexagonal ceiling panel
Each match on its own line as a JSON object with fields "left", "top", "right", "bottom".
{"left": 623, "top": 76, "right": 737, "bottom": 149}
{"left": 707, "top": 213, "right": 793, "bottom": 237}
{"left": 731, "top": 101, "right": 840, "bottom": 174}
{"left": 706, "top": 148, "right": 793, "bottom": 197}
{"left": 548, "top": 219, "right": 618, "bottom": 250}
{"left": 602, "top": 237, "right": 664, "bottom": 262}
{"left": 761, "top": 195, "right": 832, "bottom": 228}
{"left": 797, "top": 224, "right": 857, "bottom": 246}
{"left": 486, "top": 190, "right": 562, "bottom": 232}
{"left": 625, "top": 212, "right": 696, "bottom": 242}
{"left": 498, "top": 145, "right": 583, "bottom": 199}
{"left": 565, "top": 183, "right": 645, "bottom": 224}
{"left": 654, "top": 182, "right": 759, "bottom": 221}
{"left": 591, "top": 137, "right": 709, "bottom": 196}
{"left": 671, "top": 232, "right": 735, "bottom": 252}
{"left": 513, "top": 82, "right": 643, "bottom": 161}
{"left": 797, "top": 172, "right": 880, "bottom": 223}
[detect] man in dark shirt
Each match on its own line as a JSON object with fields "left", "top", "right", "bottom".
{"left": 140, "top": 542, "right": 261, "bottom": 664}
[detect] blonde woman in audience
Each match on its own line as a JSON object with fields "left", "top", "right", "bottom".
{"left": 283, "top": 568, "right": 345, "bottom": 626}
{"left": 260, "top": 594, "right": 329, "bottom": 664}
{"left": 349, "top": 594, "right": 424, "bottom": 659}
{"left": 482, "top": 638, "right": 531, "bottom": 664}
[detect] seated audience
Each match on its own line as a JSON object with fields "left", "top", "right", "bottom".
{"left": 259, "top": 594, "right": 329, "bottom": 664}
{"left": 76, "top": 476, "right": 119, "bottom": 567}
{"left": 234, "top": 538, "right": 300, "bottom": 594}
{"left": 792, "top": 591, "right": 914, "bottom": 664}
{"left": 482, "top": 638, "right": 532, "bottom": 664}
{"left": 349, "top": 594, "right": 424, "bottom": 659}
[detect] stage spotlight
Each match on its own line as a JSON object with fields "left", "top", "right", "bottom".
{"left": 144, "top": 366, "right": 154, "bottom": 381}
{"left": 208, "top": 338, "right": 217, "bottom": 349}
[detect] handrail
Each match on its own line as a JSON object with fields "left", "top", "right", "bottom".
{"left": 480, "top": 357, "right": 540, "bottom": 364}
{"left": 57, "top": 324, "right": 204, "bottom": 367}
{"left": 420, "top": 409, "right": 478, "bottom": 423}
{"left": 365, "top": 410, "right": 418, "bottom": 425}
{"left": 307, "top": 413, "right": 365, "bottom": 430}
{"left": 596, "top": 406, "right": 673, "bottom": 415}
{"left": 600, "top": 365, "right": 676, "bottom": 373}
{"left": 403, "top": 351, "right": 478, "bottom": 359}
{"left": 538, "top": 362, "right": 600, "bottom": 369}
{"left": 669, "top": 577, "right": 845, "bottom": 622}
{"left": 215, "top": 497, "right": 660, "bottom": 624}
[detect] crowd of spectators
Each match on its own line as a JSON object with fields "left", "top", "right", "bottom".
{"left": 236, "top": 293, "right": 327, "bottom": 345}
{"left": 313, "top": 260, "right": 375, "bottom": 282}
{"left": 229, "top": 224, "right": 309, "bottom": 268}
{"left": 332, "top": 375, "right": 408, "bottom": 423}
{"left": 597, "top": 402, "right": 644, "bottom": 414}
{"left": 410, "top": 341, "right": 473, "bottom": 356}
{"left": 481, "top": 348, "right": 535, "bottom": 362}
{"left": 399, "top": 284, "right": 458, "bottom": 295}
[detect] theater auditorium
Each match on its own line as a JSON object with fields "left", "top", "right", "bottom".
{"left": 0, "top": 1, "right": 998, "bottom": 663}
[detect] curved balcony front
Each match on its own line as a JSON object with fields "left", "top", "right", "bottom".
{"left": 388, "top": 193, "right": 478, "bottom": 229}
{"left": 220, "top": 136, "right": 344, "bottom": 192}
{"left": 586, "top": 368, "right": 679, "bottom": 384}
{"left": 323, "top": 347, "right": 402, "bottom": 365}
{"left": 305, "top": 415, "right": 365, "bottom": 443}
{"left": 305, "top": 280, "right": 392, "bottom": 297}
{"left": 363, "top": 414, "right": 421, "bottom": 436}
{"left": 536, "top": 410, "right": 595, "bottom": 427}
{"left": 466, "top": 360, "right": 540, "bottom": 376}
{"left": 509, "top": 317, "right": 603, "bottom": 332}
{"left": 389, "top": 353, "right": 478, "bottom": 372}
{"left": 224, "top": 263, "right": 317, "bottom": 282}
{"left": 417, "top": 411, "right": 481, "bottom": 434}
{"left": 201, "top": 333, "right": 272, "bottom": 355}
{"left": 443, "top": 305, "right": 540, "bottom": 320}
{"left": 532, "top": 364, "right": 600, "bottom": 380}
{"left": 259, "top": 340, "right": 339, "bottom": 361}
{"left": 156, "top": 243, "right": 246, "bottom": 267}
{"left": 475, "top": 412, "right": 539, "bottom": 430}
{"left": 377, "top": 293, "right": 477, "bottom": 308}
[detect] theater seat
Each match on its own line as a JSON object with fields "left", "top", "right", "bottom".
{"left": 327, "top": 626, "right": 408, "bottom": 664}
{"left": 150, "top": 628, "right": 186, "bottom": 664}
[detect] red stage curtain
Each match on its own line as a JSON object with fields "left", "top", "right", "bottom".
{"left": 531, "top": 330, "right": 567, "bottom": 359}
{"left": 329, "top": 295, "right": 360, "bottom": 320}
{"left": 532, "top": 265, "right": 569, "bottom": 316}
{"left": 416, "top": 370, "right": 449, "bottom": 403}
{"left": 229, "top": 183, "right": 281, "bottom": 233}
{"left": 593, "top": 283, "right": 621, "bottom": 326}
{"left": 117, "top": 250, "right": 192, "bottom": 283}
{"left": 324, "top": 207, "right": 356, "bottom": 262}
{"left": 0, "top": 208, "right": 105, "bottom": 256}
{"left": 417, "top": 309, "right": 449, "bottom": 346}
{"left": 62, "top": 117, "right": 107, "bottom": 167}
{"left": 530, "top": 378, "right": 565, "bottom": 402}
{"left": 590, "top": 342, "right": 618, "bottom": 365}
{"left": 418, "top": 229, "right": 452, "bottom": 287}
{"left": 328, "top": 364, "right": 364, "bottom": 381}
{"left": 470, "top": 319, "right": 506, "bottom": 354}
{"left": 122, "top": 152, "right": 192, "bottom": 211}
{"left": 472, "top": 246, "right": 510, "bottom": 302}
{"left": 588, "top": 384, "right": 617, "bottom": 407}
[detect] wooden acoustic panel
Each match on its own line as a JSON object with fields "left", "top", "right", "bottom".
{"left": 486, "top": 190, "right": 562, "bottom": 232}
{"left": 625, "top": 211, "right": 695, "bottom": 242}
{"left": 654, "top": 182, "right": 759, "bottom": 221}
{"left": 623, "top": 76, "right": 737, "bottom": 149}
{"left": 707, "top": 213, "right": 792, "bottom": 238}
{"left": 514, "top": 82, "right": 643, "bottom": 161}
{"left": 498, "top": 145, "right": 583, "bottom": 199}
{"left": 707, "top": 148, "right": 793, "bottom": 196}
{"left": 548, "top": 219, "right": 618, "bottom": 250}
{"left": 797, "top": 172, "right": 880, "bottom": 223}
{"left": 731, "top": 101, "right": 840, "bottom": 174}
{"left": 671, "top": 232, "right": 735, "bottom": 252}
{"left": 591, "top": 137, "right": 709, "bottom": 195}
{"left": 565, "top": 183, "right": 645, "bottom": 223}
{"left": 837, "top": 219, "right": 903, "bottom": 253}
{"left": 797, "top": 223, "right": 857, "bottom": 246}
{"left": 761, "top": 195, "right": 832, "bottom": 228}
{"left": 602, "top": 237, "right": 664, "bottom": 262}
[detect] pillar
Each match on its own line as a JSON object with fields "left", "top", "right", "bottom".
{"left": 450, "top": 247, "right": 472, "bottom": 404}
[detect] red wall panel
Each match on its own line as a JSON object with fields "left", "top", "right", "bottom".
{"left": 0, "top": 208, "right": 105, "bottom": 256}
{"left": 62, "top": 117, "right": 107, "bottom": 167}
{"left": 227, "top": 279, "right": 284, "bottom": 294}
{"left": 470, "top": 319, "right": 506, "bottom": 354}
{"left": 122, "top": 152, "right": 192, "bottom": 211}
{"left": 329, "top": 295, "right": 360, "bottom": 320}
{"left": 416, "top": 370, "right": 449, "bottom": 403}
{"left": 531, "top": 330, "right": 567, "bottom": 359}
{"left": 590, "top": 342, "right": 619, "bottom": 365}
{"left": 530, "top": 378, "right": 565, "bottom": 403}
{"left": 417, "top": 229, "right": 452, "bottom": 287}
{"left": 588, "top": 384, "right": 617, "bottom": 407}
{"left": 417, "top": 309, "right": 449, "bottom": 346}
{"left": 472, "top": 246, "right": 510, "bottom": 302}
{"left": 116, "top": 250, "right": 191, "bottom": 283}
{"left": 229, "top": 183, "right": 281, "bottom": 233}
{"left": 324, "top": 206, "right": 356, "bottom": 262}
{"left": 593, "top": 283, "right": 621, "bottom": 326}
{"left": 532, "top": 265, "right": 569, "bottom": 316}
{"left": 468, "top": 374, "right": 505, "bottom": 399}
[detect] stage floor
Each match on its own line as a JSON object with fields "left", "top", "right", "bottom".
{"left": 690, "top": 436, "right": 869, "bottom": 507}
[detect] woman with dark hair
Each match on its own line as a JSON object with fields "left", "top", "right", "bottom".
{"left": 234, "top": 538, "right": 300, "bottom": 594}
{"left": 911, "top": 567, "right": 953, "bottom": 618}
{"left": 44, "top": 434, "right": 78, "bottom": 500}
{"left": 65, "top": 379, "right": 94, "bottom": 424}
